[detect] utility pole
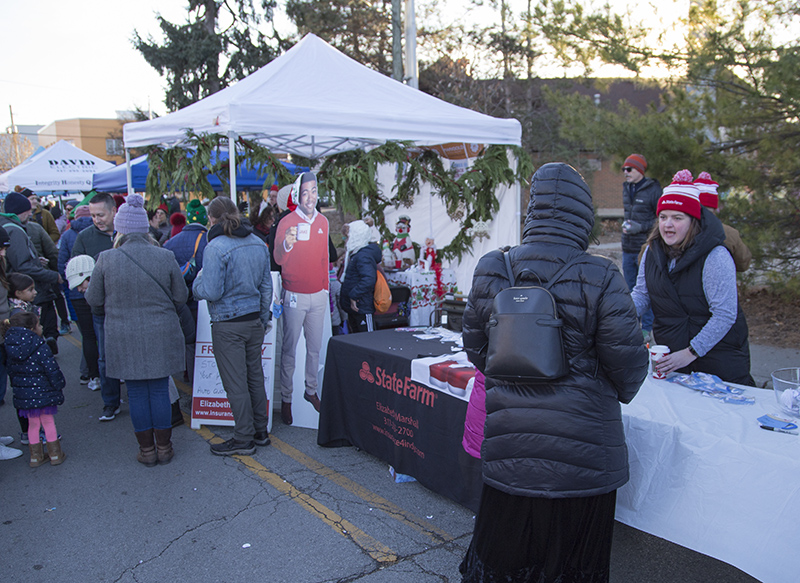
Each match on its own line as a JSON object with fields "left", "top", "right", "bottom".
{"left": 392, "top": 0, "right": 403, "bottom": 82}
{"left": 404, "top": 0, "right": 418, "bottom": 89}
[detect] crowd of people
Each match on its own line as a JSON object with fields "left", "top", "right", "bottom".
{"left": 0, "top": 159, "right": 755, "bottom": 583}
{"left": 0, "top": 170, "right": 386, "bottom": 464}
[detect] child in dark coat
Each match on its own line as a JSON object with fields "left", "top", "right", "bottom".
{"left": 2, "top": 312, "right": 66, "bottom": 466}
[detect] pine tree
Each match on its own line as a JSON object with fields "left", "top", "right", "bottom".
{"left": 133, "top": 0, "right": 284, "bottom": 111}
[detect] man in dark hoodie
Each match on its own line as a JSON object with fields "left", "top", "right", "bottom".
{"left": 0, "top": 191, "right": 62, "bottom": 353}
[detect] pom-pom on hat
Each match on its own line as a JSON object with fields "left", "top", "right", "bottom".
{"left": 3, "top": 191, "right": 32, "bottom": 216}
{"left": 65, "top": 254, "right": 95, "bottom": 290}
{"left": 185, "top": 199, "right": 208, "bottom": 225}
{"left": 623, "top": 154, "right": 647, "bottom": 175}
{"left": 694, "top": 171, "right": 719, "bottom": 209}
{"left": 170, "top": 212, "right": 187, "bottom": 237}
{"left": 658, "top": 169, "right": 702, "bottom": 220}
{"left": 114, "top": 193, "right": 149, "bottom": 234}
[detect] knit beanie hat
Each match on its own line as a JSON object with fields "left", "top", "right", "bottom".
{"left": 74, "top": 205, "right": 92, "bottom": 219}
{"left": 170, "top": 212, "right": 187, "bottom": 237}
{"left": 186, "top": 199, "right": 208, "bottom": 225}
{"left": 694, "top": 171, "right": 719, "bottom": 209}
{"left": 658, "top": 170, "right": 702, "bottom": 220}
{"left": 65, "top": 254, "right": 95, "bottom": 290}
{"left": 4, "top": 191, "right": 32, "bottom": 216}
{"left": 114, "top": 193, "right": 149, "bottom": 234}
{"left": 623, "top": 154, "right": 647, "bottom": 175}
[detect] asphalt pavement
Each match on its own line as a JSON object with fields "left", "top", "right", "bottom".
{"left": 1, "top": 325, "right": 792, "bottom": 582}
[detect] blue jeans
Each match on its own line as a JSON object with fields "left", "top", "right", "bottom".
{"left": 126, "top": 378, "right": 171, "bottom": 432}
{"left": 622, "top": 251, "right": 653, "bottom": 332}
{"left": 93, "top": 314, "right": 121, "bottom": 408}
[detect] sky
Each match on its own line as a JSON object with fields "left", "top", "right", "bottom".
{"left": 2, "top": 0, "right": 778, "bottom": 132}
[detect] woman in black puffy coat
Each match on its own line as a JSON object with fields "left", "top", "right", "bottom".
{"left": 460, "top": 163, "right": 649, "bottom": 583}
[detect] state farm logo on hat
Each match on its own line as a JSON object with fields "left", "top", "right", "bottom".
{"left": 658, "top": 169, "right": 702, "bottom": 219}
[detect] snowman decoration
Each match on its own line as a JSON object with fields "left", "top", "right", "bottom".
{"left": 392, "top": 215, "right": 416, "bottom": 269}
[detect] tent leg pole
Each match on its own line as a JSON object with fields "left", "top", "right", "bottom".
{"left": 229, "top": 132, "right": 237, "bottom": 203}
{"left": 125, "top": 149, "right": 133, "bottom": 196}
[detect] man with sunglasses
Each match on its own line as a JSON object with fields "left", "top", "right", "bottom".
{"left": 621, "top": 153, "right": 661, "bottom": 338}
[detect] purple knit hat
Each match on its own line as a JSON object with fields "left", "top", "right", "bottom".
{"left": 114, "top": 194, "right": 149, "bottom": 234}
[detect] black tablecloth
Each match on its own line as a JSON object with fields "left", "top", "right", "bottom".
{"left": 318, "top": 329, "right": 482, "bottom": 511}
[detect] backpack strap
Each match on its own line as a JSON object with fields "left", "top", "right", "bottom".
{"left": 190, "top": 232, "right": 203, "bottom": 259}
{"left": 502, "top": 251, "right": 516, "bottom": 286}
{"left": 502, "top": 250, "right": 584, "bottom": 289}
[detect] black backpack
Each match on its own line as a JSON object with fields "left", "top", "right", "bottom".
{"left": 484, "top": 251, "right": 584, "bottom": 382}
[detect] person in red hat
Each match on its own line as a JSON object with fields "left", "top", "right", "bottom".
{"left": 631, "top": 170, "right": 754, "bottom": 386}
{"left": 621, "top": 153, "right": 661, "bottom": 338}
{"left": 694, "top": 172, "right": 751, "bottom": 272}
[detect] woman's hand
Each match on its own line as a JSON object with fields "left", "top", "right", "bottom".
{"left": 350, "top": 299, "right": 358, "bottom": 313}
{"left": 655, "top": 348, "right": 697, "bottom": 376}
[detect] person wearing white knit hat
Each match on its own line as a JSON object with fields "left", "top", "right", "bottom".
{"left": 631, "top": 170, "right": 754, "bottom": 386}
{"left": 694, "top": 171, "right": 752, "bottom": 272}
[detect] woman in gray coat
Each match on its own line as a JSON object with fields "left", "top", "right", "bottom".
{"left": 86, "top": 194, "right": 187, "bottom": 467}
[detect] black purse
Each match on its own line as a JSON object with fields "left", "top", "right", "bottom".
{"left": 484, "top": 252, "right": 583, "bottom": 382}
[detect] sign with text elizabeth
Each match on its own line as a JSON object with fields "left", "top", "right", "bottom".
{"left": 191, "top": 276, "right": 278, "bottom": 431}
{"left": 318, "top": 331, "right": 482, "bottom": 510}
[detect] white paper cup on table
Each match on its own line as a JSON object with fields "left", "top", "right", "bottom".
{"left": 297, "top": 223, "right": 311, "bottom": 241}
{"left": 649, "top": 344, "right": 671, "bottom": 379}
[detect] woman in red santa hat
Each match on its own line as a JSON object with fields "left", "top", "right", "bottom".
{"left": 631, "top": 169, "right": 754, "bottom": 386}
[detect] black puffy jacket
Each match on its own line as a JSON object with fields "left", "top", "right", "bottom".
{"left": 462, "top": 163, "right": 649, "bottom": 499}
{"left": 622, "top": 177, "right": 662, "bottom": 253}
{"left": 4, "top": 326, "right": 65, "bottom": 411}
{"left": 340, "top": 243, "right": 381, "bottom": 315}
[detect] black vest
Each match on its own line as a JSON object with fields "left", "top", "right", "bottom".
{"left": 644, "top": 211, "right": 753, "bottom": 386}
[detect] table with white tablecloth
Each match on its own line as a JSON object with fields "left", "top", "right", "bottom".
{"left": 385, "top": 268, "right": 458, "bottom": 327}
{"left": 618, "top": 376, "right": 800, "bottom": 583}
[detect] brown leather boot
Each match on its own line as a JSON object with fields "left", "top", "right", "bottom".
{"left": 281, "top": 401, "right": 293, "bottom": 425}
{"left": 45, "top": 439, "right": 66, "bottom": 466}
{"left": 154, "top": 428, "right": 174, "bottom": 465}
{"left": 29, "top": 442, "right": 49, "bottom": 467}
{"left": 134, "top": 430, "right": 157, "bottom": 467}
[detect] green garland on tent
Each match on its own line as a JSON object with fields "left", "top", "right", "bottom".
{"left": 143, "top": 132, "right": 293, "bottom": 207}
{"left": 318, "top": 142, "right": 534, "bottom": 262}
{"left": 142, "top": 132, "right": 534, "bottom": 262}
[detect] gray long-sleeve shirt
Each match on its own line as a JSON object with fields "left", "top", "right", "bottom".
{"left": 631, "top": 245, "right": 737, "bottom": 356}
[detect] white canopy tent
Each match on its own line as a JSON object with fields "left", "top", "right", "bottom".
{"left": 0, "top": 140, "right": 114, "bottom": 193}
{"left": 123, "top": 33, "right": 521, "bottom": 157}
{"left": 122, "top": 33, "right": 524, "bottom": 291}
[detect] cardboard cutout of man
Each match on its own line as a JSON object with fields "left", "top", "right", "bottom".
{"left": 273, "top": 172, "right": 329, "bottom": 425}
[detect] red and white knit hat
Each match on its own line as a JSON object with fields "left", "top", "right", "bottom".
{"left": 658, "top": 169, "right": 702, "bottom": 219}
{"left": 694, "top": 171, "right": 719, "bottom": 209}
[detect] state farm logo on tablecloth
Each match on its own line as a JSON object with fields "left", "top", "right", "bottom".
{"left": 358, "top": 361, "right": 436, "bottom": 408}
{"left": 359, "top": 362, "right": 375, "bottom": 383}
